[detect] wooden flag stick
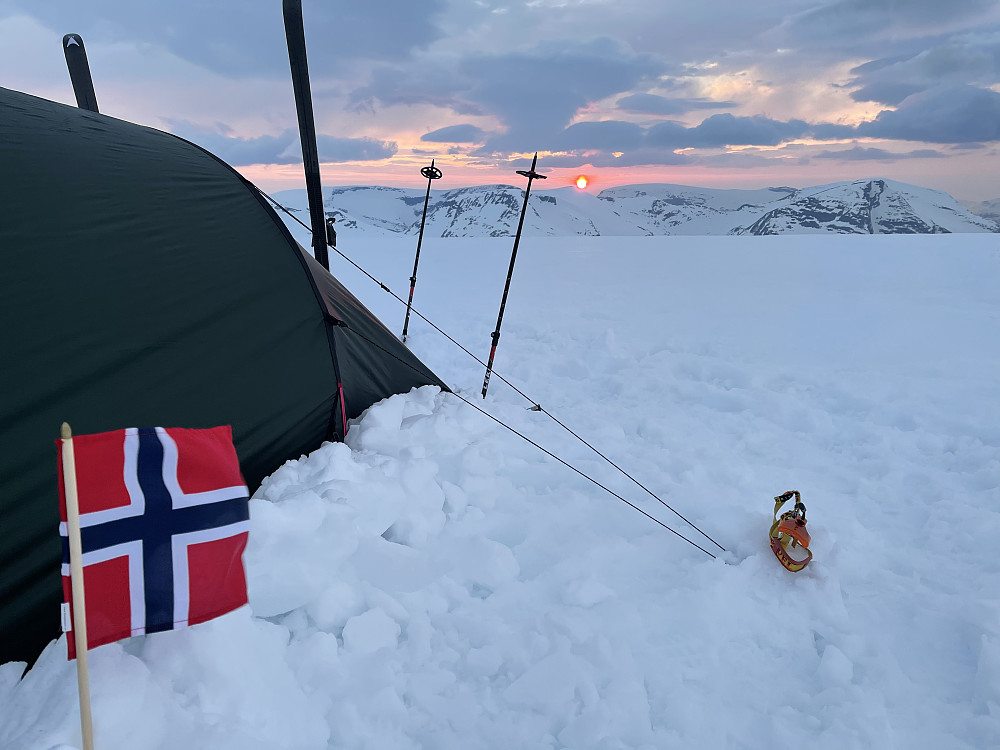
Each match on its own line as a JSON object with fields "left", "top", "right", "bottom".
{"left": 61, "top": 422, "right": 95, "bottom": 750}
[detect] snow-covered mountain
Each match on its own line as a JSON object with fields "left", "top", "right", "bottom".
{"left": 273, "top": 184, "right": 645, "bottom": 238}
{"left": 730, "top": 179, "right": 995, "bottom": 235}
{"left": 271, "top": 178, "right": 998, "bottom": 237}
{"left": 595, "top": 183, "right": 795, "bottom": 234}
{"left": 962, "top": 196, "right": 1000, "bottom": 223}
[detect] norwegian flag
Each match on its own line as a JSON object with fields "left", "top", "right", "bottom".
{"left": 57, "top": 426, "right": 250, "bottom": 659}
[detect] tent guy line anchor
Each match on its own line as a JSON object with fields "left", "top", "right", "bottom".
{"left": 258, "top": 187, "right": 727, "bottom": 555}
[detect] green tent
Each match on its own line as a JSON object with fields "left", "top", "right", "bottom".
{"left": 0, "top": 86, "right": 447, "bottom": 667}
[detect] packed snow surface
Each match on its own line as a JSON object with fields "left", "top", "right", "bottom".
{"left": 2, "top": 234, "right": 999, "bottom": 750}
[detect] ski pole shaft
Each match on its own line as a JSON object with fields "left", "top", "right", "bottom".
{"left": 403, "top": 160, "right": 441, "bottom": 342}
{"left": 482, "top": 152, "right": 546, "bottom": 398}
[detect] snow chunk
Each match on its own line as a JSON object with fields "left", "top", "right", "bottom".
{"left": 342, "top": 608, "right": 401, "bottom": 654}
{"left": 816, "top": 644, "right": 854, "bottom": 687}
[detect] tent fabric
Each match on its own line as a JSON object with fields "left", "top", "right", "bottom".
{"left": 0, "top": 86, "right": 447, "bottom": 667}
{"left": 297, "top": 250, "right": 444, "bottom": 425}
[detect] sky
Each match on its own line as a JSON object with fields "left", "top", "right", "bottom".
{"left": 1, "top": 0, "right": 999, "bottom": 200}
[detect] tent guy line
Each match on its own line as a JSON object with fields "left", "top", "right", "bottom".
{"left": 260, "top": 187, "right": 726, "bottom": 556}
{"left": 337, "top": 319, "right": 720, "bottom": 560}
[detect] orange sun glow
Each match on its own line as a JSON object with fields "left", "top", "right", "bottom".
{"left": 575, "top": 175, "right": 588, "bottom": 189}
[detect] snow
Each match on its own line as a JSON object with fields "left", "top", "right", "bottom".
{"left": 272, "top": 179, "right": 999, "bottom": 238}
{"left": 2, "top": 233, "right": 999, "bottom": 750}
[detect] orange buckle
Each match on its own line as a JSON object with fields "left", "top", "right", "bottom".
{"left": 776, "top": 515, "right": 811, "bottom": 549}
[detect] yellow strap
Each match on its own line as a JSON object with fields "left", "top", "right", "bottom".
{"left": 769, "top": 491, "right": 798, "bottom": 539}
{"left": 771, "top": 537, "right": 812, "bottom": 572}
{"left": 769, "top": 498, "right": 784, "bottom": 540}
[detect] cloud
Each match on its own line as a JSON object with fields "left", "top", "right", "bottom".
{"left": 850, "top": 82, "right": 926, "bottom": 106}
{"left": 857, "top": 85, "right": 1000, "bottom": 143}
{"left": 535, "top": 148, "right": 693, "bottom": 169}
{"left": 555, "top": 120, "right": 645, "bottom": 150}
{"left": 354, "top": 37, "right": 672, "bottom": 156}
{"left": 171, "top": 124, "right": 396, "bottom": 165}
{"left": 469, "top": 82, "right": 1000, "bottom": 168}
{"left": 846, "top": 31, "right": 1000, "bottom": 105}
{"left": 850, "top": 53, "right": 920, "bottom": 76}
{"left": 695, "top": 150, "right": 802, "bottom": 169}
{"left": 315, "top": 134, "right": 398, "bottom": 162}
{"left": 814, "top": 146, "right": 946, "bottom": 160}
{"left": 348, "top": 65, "right": 482, "bottom": 115}
{"left": 543, "top": 116, "right": 835, "bottom": 168}
{"left": 421, "top": 124, "right": 487, "bottom": 143}
{"left": 459, "top": 38, "right": 668, "bottom": 152}
{"left": 535, "top": 82, "right": 1000, "bottom": 165}
{"left": 3, "top": 0, "right": 448, "bottom": 77}
{"left": 646, "top": 113, "right": 811, "bottom": 149}
{"left": 11, "top": 0, "right": 995, "bottom": 190}
{"left": 171, "top": 128, "right": 297, "bottom": 165}
{"left": 809, "top": 122, "right": 860, "bottom": 140}
{"left": 688, "top": 113, "right": 811, "bottom": 147}
{"left": 787, "top": 0, "right": 997, "bottom": 41}
{"left": 616, "top": 93, "right": 737, "bottom": 115}
{"left": 354, "top": 37, "right": 667, "bottom": 138}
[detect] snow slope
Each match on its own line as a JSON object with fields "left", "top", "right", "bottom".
{"left": 272, "top": 179, "right": 998, "bottom": 237}
{"left": 275, "top": 184, "right": 647, "bottom": 239}
{"left": 2, "top": 234, "right": 999, "bottom": 750}
{"left": 733, "top": 179, "right": 997, "bottom": 235}
{"left": 596, "top": 183, "right": 792, "bottom": 234}
{"left": 963, "top": 197, "right": 1000, "bottom": 224}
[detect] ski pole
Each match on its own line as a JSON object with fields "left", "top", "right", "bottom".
{"left": 283, "top": 0, "right": 329, "bottom": 270}
{"left": 402, "top": 159, "right": 442, "bottom": 342}
{"left": 482, "top": 152, "right": 546, "bottom": 398}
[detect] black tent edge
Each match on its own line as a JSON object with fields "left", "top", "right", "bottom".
{"left": 157, "top": 125, "right": 449, "bottom": 436}
{"left": 160, "top": 130, "right": 350, "bottom": 440}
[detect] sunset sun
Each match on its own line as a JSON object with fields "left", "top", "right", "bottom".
{"left": 575, "top": 175, "right": 588, "bottom": 189}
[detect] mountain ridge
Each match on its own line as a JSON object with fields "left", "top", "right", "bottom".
{"left": 961, "top": 196, "right": 1000, "bottom": 223}
{"left": 271, "top": 178, "right": 998, "bottom": 237}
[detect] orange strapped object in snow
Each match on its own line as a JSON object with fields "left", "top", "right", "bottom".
{"left": 769, "top": 490, "right": 813, "bottom": 572}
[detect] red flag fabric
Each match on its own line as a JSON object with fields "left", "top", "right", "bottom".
{"left": 57, "top": 426, "right": 250, "bottom": 659}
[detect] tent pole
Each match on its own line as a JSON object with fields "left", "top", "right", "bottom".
{"left": 283, "top": 0, "right": 329, "bottom": 270}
